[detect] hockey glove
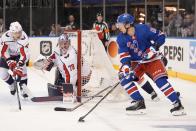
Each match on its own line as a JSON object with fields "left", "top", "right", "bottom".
{"left": 7, "top": 60, "right": 17, "bottom": 70}
{"left": 13, "top": 67, "right": 26, "bottom": 77}
{"left": 18, "top": 60, "right": 25, "bottom": 67}
{"left": 161, "top": 55, "right": 168, "bottom": 66}
{"left": 119, "top": 64, "right": 138, "bottom": 82}
{"left": 144, "top": 46, "right": 158, "bottom": 60}
{"left": 152, "top": 43, "right": 161, "bottom": 51}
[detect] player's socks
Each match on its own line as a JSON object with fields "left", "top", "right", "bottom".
{"left": 139, "top": 80, "right": 159, "bottom": 101}
{"left": 19, "top": 79, "right": 29, "bottom": 98}
{"left": 5, "top": 75, "right": 16, "bottom": 95}
{"left": 121, "top": 79, "right": 144, "bottom": 101}
{"left": 155, "top": 77, "right": 179, "bottom": 103}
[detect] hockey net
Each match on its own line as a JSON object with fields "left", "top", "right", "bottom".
{"left": 65, "top": 30, "right": 128, "bottom": 102}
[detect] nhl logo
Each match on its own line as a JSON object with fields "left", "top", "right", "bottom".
{"left": 40, "top": 41, "right": 52, "bottom": 56}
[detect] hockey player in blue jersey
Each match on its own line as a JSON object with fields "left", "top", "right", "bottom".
{"left": 116, "top": 13, "right": 185, "bottom": 116}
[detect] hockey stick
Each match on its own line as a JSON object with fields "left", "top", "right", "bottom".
{"left": 13, "top": 76, "right": 22, "bottom": 110}
{"left": 54, "top": 85, "right": 112, "bottom": 111}
{"left": 8, "top": 70, "right": 22, "bottom": 110}
{"left": 78, "top": 81, "right": 120, "bottom": 122}
{"left": 78, "top": 58, "right": 146, "bottom": 122}
{"left": 31, "top": 94, "right": 103, "bottom": 102}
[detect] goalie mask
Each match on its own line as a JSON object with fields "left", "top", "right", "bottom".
{"left": 58, "top": 34, "right": 71, "bottom": 55}
{"left": 9, "top": 21, "right": 23, "bottom": 40}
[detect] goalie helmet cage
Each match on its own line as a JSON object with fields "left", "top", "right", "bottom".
{"left": 64, "top": 30, "right": 127, "bottom": 103}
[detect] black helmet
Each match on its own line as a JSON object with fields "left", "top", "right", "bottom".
{"left": 96, "top": 12, "right": 103, "bottom": 17}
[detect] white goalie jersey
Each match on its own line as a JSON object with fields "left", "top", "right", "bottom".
{"left": 48, "top": 45, "right": 91, "bottom": 86}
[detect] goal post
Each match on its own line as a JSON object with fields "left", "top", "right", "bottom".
{"left": 64, "top": 30, "right": 126, "bottom": 102}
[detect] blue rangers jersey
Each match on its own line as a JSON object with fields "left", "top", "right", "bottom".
{"left": 117, "top": 24, "right": 165, "bottom": 64}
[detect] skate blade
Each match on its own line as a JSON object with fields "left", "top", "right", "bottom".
{"left": 152, "top": 97, "right": 160, "bottom": 102}
{"left": 171, "top": 109, "right": 186, "bottom": 116}
{"left": 126, "top": 109, "right": 146, "bottom": 115}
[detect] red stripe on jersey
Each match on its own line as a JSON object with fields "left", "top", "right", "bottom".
{"left": 49, "top": 53, "right": 56, "bottom": 60}
{"left": 1, "top": 43, "right": 8, "bottom": 59}
{"left": 120, "top": 52, "right": 129, "bottom": 58}
{"left": 127, "top": 86, "right": 138, "bottom": 95}
{"left": 20, "top": 47, "right": 26, "bottom": 62}
{"left": 63, "top": 64, "right": 70, "bottom": 83}
{"left": 164, "top": 87, "right": 174, "bottom": 96}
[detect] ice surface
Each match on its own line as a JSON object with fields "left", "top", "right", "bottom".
{"left": 0, "top": 67, "right": 196, "bottom": 131}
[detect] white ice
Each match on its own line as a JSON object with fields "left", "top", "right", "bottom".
{"left": 0, "top": 67, "right": 196, "bottom": 131}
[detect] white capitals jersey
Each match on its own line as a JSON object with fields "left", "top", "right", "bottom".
{"left": 49, "top": 46, "right": 91, "bottom": 86}
{"left": 0, "top": 30, "right": 29, "bottom": 62}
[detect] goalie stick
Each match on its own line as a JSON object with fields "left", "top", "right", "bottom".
{"left": 54, "top": 85, "right": 112, "bottom": 111}
{"left": 31, "top": 95, "right": 103, "bottom": 102}
{"left": 31, "top": 96, "right": 63, "bottom": 102}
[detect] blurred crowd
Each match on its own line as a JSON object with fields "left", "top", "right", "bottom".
{"left": 0, "top": 11, "right": 195, "bottom": 38}
{"left": 164, "top": 11, "right": 195, "bottom": 37}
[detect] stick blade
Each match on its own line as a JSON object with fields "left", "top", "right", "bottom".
{"left": 78, "top": 116, "right": 85, "bottom": 122}
{"left": 54, "top": 107, "right": 72, "bottom": 111}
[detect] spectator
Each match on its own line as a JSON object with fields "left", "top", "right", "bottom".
{"left": 65, "top": 15, "right": 78, "bottom": 30}
{"left": 0, "top": 18, "right": 5, "bottom": 37}
{"left": 49, "top": 24, "right": 63, "bottom": 37}
{"left": 110, "top": 23, "right": 119, "bottom": 36}
{"left": 93, "top": 12, "right": 110, "bottom": 51}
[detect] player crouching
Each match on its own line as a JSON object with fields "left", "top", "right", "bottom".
{"left": 42, "top": 34, "right": 91, "bottom": 102}
{"left": 0, "top": 21, "right": 30, "bottom": 98}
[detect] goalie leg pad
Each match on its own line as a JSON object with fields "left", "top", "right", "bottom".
{"left": 48, "top": 84, "right": 62, "bottom": 96}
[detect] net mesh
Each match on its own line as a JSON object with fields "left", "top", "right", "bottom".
{"left": 65, "top": 30, "right": 128, "bottom": 102}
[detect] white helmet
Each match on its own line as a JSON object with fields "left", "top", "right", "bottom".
{"left": 58, "top": 33, "right": 70, "bottom": 43}
{"left": 58, "top": 34, "right": 71, "bottom": 55}
{"left": 9, "top": 21, "right": 23, "bottom": 33}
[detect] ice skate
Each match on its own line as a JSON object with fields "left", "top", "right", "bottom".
{"left": 20, "top": 84, "right": 29, "bottom": 98}
{"left": 126, "top": 100, "right": 146, "bottom": 115}
{"left": 9, "top": 83, "right": 16, "bottom": 95}
{"left": 151, "top": 91, "right": 160, "bottom": 102}
{"left": 170, "top": 100, "right": 186, "bottom": 116}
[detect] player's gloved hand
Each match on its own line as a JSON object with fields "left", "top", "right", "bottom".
{"left": 152, "top": 43, "right": 161, "bottom": 51}
{"left": 18, "top": 60, "right": 25, "bottom": 66}
{"left": 161, "top": 55, "right": 168, "bottom": 66}
{"left": 7, "top": 60, "right": 17, "bottom": 70}
{"left": 119, "top": 64, "right": 138, "bottom": 81}
{"left": 144, "top": 46, "right": 158, "bottom": 60}
{"left": 13, "top": 67, "right": 26, "bottom": 77}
